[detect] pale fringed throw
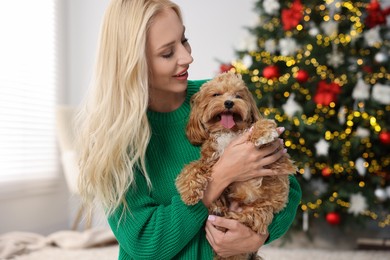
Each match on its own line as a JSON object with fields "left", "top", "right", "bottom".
{"left": 0, "top": 227, "right": 117, "bottom": 259}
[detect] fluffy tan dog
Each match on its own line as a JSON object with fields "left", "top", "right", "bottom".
{"left": 176, "top": 72, "right": 297, "bottom": 260}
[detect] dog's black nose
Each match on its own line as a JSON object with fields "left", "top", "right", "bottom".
{"left": 224, "top": 100, "right": 234, "bottom": 109}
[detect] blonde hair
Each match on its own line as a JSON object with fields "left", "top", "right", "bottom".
{"left": 76, "top": 0, "right": 182, "bottom": 217}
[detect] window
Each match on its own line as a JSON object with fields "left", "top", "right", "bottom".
{"left": 0, "top": 0, "right": 60, "bottom": 193}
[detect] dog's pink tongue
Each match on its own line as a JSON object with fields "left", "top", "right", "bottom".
{"left": 221, "top": 113, "right": 235, "bottom": 129}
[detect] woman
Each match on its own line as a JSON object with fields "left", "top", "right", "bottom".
{"left": 76, "top": 0, "right": 301, "bottom": 259}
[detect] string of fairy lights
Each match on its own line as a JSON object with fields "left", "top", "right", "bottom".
{"left": 300, "top": 192, "right": 390, "bottom": 227}
{"left": 231, "top": 0, "right": 390, "bottom": 228}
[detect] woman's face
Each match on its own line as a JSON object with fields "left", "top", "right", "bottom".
{"left": 146, "top": 8, "right": 193, "bottom": 109}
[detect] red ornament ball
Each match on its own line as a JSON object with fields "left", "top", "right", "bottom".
{"left": 322, "top": 167, "right": 332, "bottom": 177}
{"left": 219, "top": 63, "right": 235, "bottom": 73}
{"left": 379, "top": 131, "right": 390, "bottom": 145}
{"left": 295, "top": 69, "right": 309, "bottom": 83}
{"left": 362, "top": 65, "right": 373, "bottom": 73}
{"left": 263, "top": 65, "right": 280, "bottom": 79}
{"left": 326, "top": 212, "right": 341, "bottom": 225}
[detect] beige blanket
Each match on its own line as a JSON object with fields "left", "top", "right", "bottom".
{"left": 0, "top": 227, "right": 116, "bottom": 259}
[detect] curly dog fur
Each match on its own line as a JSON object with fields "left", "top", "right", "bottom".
{"left": 175, "top": 72, "right": 297, "bottom": 260}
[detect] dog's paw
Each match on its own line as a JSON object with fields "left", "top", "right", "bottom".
{"left": 254, "top": 129, "right": 278, "bottom": 147}
{"left": 176, "top": 162, "right": 212, "bottom": 205}
{"left": 176, "top": 178, "right": 204, "bottom": 205}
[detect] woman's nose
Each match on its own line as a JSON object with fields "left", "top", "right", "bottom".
{"left": 178, "top": 46, "right": 193, "bottom": 65}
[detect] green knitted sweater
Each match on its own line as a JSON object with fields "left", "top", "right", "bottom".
{"left": 108, "top": 80, "right": 302, "bottom": 260}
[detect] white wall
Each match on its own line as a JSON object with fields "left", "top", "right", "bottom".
{"left": 67, "top": 0, "right": 110, "bottom": 105}
{"left": 174, "top": 0, "right": 257, "bottom": 79}
{"left": 68, "top": 0, "right": 257, "bottom": 105}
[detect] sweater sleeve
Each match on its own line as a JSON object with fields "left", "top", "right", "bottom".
{"left": 266, "top": 174, "right": 302, "bottom": 244}
{"left": 107, "top": 172, "right": 209, "bottom": 259}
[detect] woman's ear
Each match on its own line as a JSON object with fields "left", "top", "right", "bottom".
{"left": 186, "top": 94, "right": 208, "bottom": 145}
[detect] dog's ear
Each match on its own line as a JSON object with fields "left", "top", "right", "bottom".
{"left": 186, "top": 94, "right": 209, "bottom": 145}
{"left": 246, "top": 87, "right": 262, "bottom": 123}
{"left": 234, "top": 73, "right": 262, "bottom": 123}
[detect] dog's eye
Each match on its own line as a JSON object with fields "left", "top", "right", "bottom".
{"left": 213, "top": 93, "right": 221, "bottom": 97}
{"left": 236, "top": 95, "right": 242, "bottom": 99}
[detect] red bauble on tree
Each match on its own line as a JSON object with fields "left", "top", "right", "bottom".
{"left": 379, "top": 131, "right": 390, "bottom": 145}
{"left": 263, "top": 65, "right": 280, "bottom": 79}
{"left": 295, "top": 69, "right": 309, "bottom": 83}
{"left": 281, "top": 0, "right": 304, "bottom": 31}
{"left": 314, "top": 81, "right": 341, "bottom": 106}
{"left": 362, "top": 65, "right": 373, "bottom": 74}
{"left": 326, "top": 212, "right": 341, "bottom": 225}
{"left": 365, "top": 0, "right": 390, "bottom": 28}
{"left": 322, "top": 167, "right": 332, "bottom": 177}
{"left": 219, "top": 63, "right": 235, "bottom": 73}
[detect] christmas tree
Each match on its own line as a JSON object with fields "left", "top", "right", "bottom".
{"left": 223, "top": 0, "right": 390, "bottom": 232}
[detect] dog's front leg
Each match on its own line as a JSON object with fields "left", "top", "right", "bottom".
{"left": 175, "top": 161, "right": 212, "bottom": 205}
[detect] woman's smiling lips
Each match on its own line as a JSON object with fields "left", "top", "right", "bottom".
{"left": 173, "top": 68, "right": 189, "bottom": 80}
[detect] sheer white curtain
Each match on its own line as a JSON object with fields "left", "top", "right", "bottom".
{"left": 0, "top": 0, "right": 60, "bottom": 192}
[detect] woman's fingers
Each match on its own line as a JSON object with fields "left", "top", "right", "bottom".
{"left": 207, "top": 215, "right": 239, "bottom": 232}
{"left": 276, "top": 126, "right": 285, "bottom": 135}
{"left": 205, "top": 215, "right": 265, "bottom": 257}
{"left": 256, "top": 138, "right": 284, "bottom": 157}
{"left": 259, "top": 146, "right": 286, "bottom": 166}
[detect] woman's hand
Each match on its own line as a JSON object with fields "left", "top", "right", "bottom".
{"left": 214, "top": 126, "right": 287, "bottom": 183}
{"left": 205, "top": 215, "right": 268, "bottom": 258}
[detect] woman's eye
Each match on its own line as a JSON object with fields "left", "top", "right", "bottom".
{"left": 182, "top": 38, "right": 189, "bottom": 45}
{"left": 162, "top": 52, "right": 174, "bottom": 59}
